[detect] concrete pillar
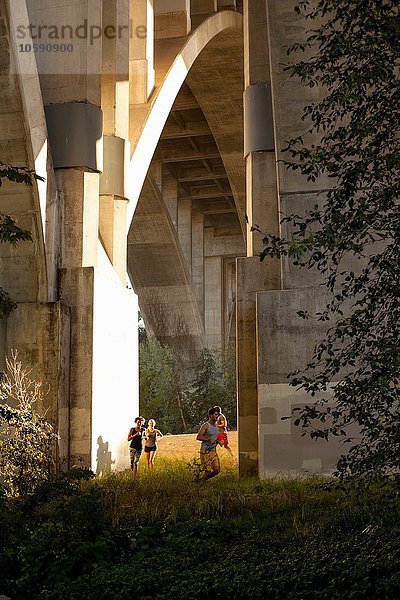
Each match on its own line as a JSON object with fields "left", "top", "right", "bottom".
{"left": 236, "top": 1, "right": 282, "bottom": 476}
{"left": 0, "top": 303, "right": 71, "bottom": 470}
{"left": 154, "top": 0, "right": 191, "bottom": 39}
{"left": 58, "top": 171, "right": 100, "bottom": 270}
{"left": 21, "top": 0, "right": 104, "bottom": 469}
{"left": 100, "top": 1, "right": 130, "bottom": 283}
{"left": 102, "top": 0, "right": 130, "bottom": 139}
{"left": 236, "top": 256, "right": 280, "bottom": 475}
{"left": 244, "top": 0, "right": 280, "bottom": 259}
{"left": 99, "top": 194, "right": 129, "bottom": 282}
{"left": 99, "top": 132, "right": 130, "bottom": 282}
{"left": 129, "top": 0, "right": 155, "bottom": 104}
{"left": 192, "top": 212, "right": 204, "bottom": 318}
{"left": 178, "top": 197, "right": 192, "bottom": 276}
{"left": 56, "top": 170, "right": 100, "bottom": 466}
{"left": 25, "top": 0, "right": 102, "bottom": 106}
{"left": 223, "top": 258, "right": 236, "bottom": 345}
{"left": 204, "top": 255, "right": 222, "bottom": 347}
{"left": 163, "top": 173, "right": 178, "bottom": 229}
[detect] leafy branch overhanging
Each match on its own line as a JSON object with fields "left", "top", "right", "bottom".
{"left": 0, "top": 164, "right": 43, "bottom": 317}
{"left": 258, "top": 0, "right": 400, "bottom": 483}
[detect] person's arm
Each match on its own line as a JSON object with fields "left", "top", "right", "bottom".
{"left": 196, "top": 423, "right": 210, "bottom": 442}
{"left": 128, "top": 428, "right": 140, "bottom": 441}
{"left": 155, "top": 429, "right": 163, "bottom": 439}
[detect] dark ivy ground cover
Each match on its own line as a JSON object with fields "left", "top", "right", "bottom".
{"left": 0, "top": 473, "right": 399, "bottom": 599}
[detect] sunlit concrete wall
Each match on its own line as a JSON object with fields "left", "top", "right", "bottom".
{"left": 92, "top": 244, "right": 139, "bottom": 472}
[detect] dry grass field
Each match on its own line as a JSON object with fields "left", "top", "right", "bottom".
{"left": 156, "top": 430, "right": 238, "bottom": 460}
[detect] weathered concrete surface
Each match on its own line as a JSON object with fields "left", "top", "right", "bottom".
{"left": 0, "top": 302, "right": 71, "bottom": 467}
{"left": 257, "top": 289, "right": 344, "bottom": 477}
{"left": 236, "top": 256, "right": 281, "bottom": 476}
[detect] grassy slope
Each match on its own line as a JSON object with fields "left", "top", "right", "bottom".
{"left": 1, "top": 448, "right": 399, "bottom": 599}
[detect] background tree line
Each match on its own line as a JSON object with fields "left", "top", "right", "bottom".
{"left": 138, "top": 332, "right": 237, "bottom": 434}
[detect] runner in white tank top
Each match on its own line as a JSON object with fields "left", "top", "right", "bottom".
{"left": 196, "top": 407, "right": 221, "bottom": 482}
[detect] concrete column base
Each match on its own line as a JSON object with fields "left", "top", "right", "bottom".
{"left": 59, "top": 267, "right": 95, "bottom": 468}
{"left": 236, "top": 256, "right": 280, "bottom": 477}
{"left": 0, "top": 302, "right": 71, "bottom": 469}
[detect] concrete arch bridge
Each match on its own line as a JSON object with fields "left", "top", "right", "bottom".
{"left": 0, "top": 1, "right": 344, "bottom": 476}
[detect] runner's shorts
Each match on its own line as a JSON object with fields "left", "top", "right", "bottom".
{"left": 200, "top": 449, "right": 220, "bottom": 473}
{"left": 144, "top": 446, "right": 157, "bottom": 453}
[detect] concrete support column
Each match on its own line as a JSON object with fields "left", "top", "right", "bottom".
{"left": 99, "top": 194, "right": 129, "bottom": 282}
{"left": 25, "top": 0, "right": 102, "bottom": 105}
{"left": 192, "top": 212, "right": 205, "bottom": 318}
{"left": 0, "top": 303, "right": 71, "bottom": 470}
{"left": 129, "top": 0, "right": 155, "bottom": 104}
{"left": 178, "top": 197, "right": 192, "bottom": 276}
{"left": 100, "top": 1, "right": 130, "bottom": 283}
{"left": 244, "top": 0, "right": 280, "bottom": 259}
{"left": 163, "top": 173, "right": 178, "bottom": 229}
{"left": 102, "top": 0, "right": 130, "bottom": 139}
{"left": 236, "top": 0, "right": 282, "bottom": 477}
{"left": 23, "top": 0, "right": 104, "bottom": 469}
{"left": 204, "top": 255, "right": 222, "bottom": 348}
{"left": 58, "top": 171, "right": 100, "bottom": 269}
{"left": 56, "top": 170, "right": 100, "bottom": 466}
{"left": 154, "top": 0, "right": 191, "bottom": 39}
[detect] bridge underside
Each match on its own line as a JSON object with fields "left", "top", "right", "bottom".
{"left": 0, "top": 1, "right": 349, "bottom": 478}
{"left": 128, "top": 80, "right": 245, "bottom": 365}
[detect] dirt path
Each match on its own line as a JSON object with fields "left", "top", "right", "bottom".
{"left": 157, "top": 430, "right": 238, "bottom": 460}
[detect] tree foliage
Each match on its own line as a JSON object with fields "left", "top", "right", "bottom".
{"left": 0, "top": 351, "right": 57, "bottom": 497}
{"left": 139, "top": 337, "right": 187, "bottom": 434}
{"left": 0, "top": 163, "right": 41, "bottom": 318}
{"left": 259, "top": 0, "right": 400, "bottom": 483}
{"left": 139, "top": 338, "right": 237, "bottom": 434}
{"left": 186, "top": 346, "right": 237, "bottom": 431}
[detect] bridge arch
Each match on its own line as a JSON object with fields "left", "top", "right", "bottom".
{"left": 127, "top": 10, "right": 244, "bottom": 228}
{"left": 127, "top": 11, "right": 245, "bottom": 365}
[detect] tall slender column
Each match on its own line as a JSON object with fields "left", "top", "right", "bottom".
{"left": 100, "top": 0, "right": 130, "bottom": 283}
{"left": 163, "top": 172, "right": 178, "bottom": 229}
{"left": 237, "top": 0, "right": 282, "bottom": 476}
{"left": 192, "top": 212, "right": 204, "bottom": 318}
{"left": 205, "top": 256, "right": 222, "bottom": 348}
{"left": 244, "top": 0, "right": 280, "bottom": 258}
{"left": 178, "top": 197, "right": 192, "bottom": 276}
{"left": 129, "top": 0, "right": 155, "bottom": 104}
